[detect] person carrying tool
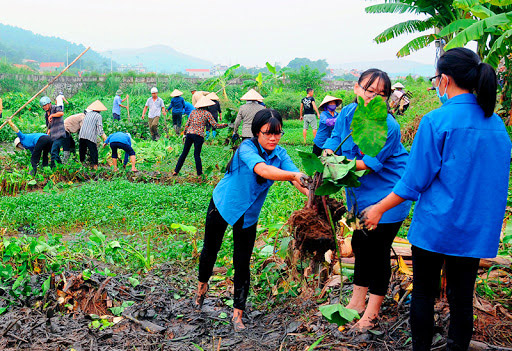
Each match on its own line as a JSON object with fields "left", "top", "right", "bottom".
{"left": 40, "top": 96, "right": 65, "bottom": 167}
{"left": 8, "top": 120, "right": 52, "bottom": 175}
{"left": 112, "top": 90, "right": 128, "bottom": 121}
{"left": 104, "top": 132, "right": 137, "bottom": 172}
{"left": 142, "top": 87, "right": 166, "bottom": 141}
{"left": 167, "top": 89, "right": 186, "bottom": 135}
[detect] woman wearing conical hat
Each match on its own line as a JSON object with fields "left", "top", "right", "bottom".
{"left": 312, "top": 95, "right": 342, "bottom": 156}
{"left": 167, "top": 89, "right": 186, "bottom": 135}
{"left": 233, "top": 89, "right": 265, "bottom": 140}
{"left": 79, "top": 100, "right": 108, "bottom": 170}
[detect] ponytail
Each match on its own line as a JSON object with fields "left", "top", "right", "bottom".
{"left": 437, "top": 47, "right": 497, "bottom": 117}
{"left": 476, "top": 63, "right": 497, "bottom": 117}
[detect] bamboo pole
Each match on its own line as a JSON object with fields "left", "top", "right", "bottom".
{"left": 0, "top": 46, "right": 90, "bottom": 132}
{"left": 126, "top": 94, "right": 131, "bottom": 122}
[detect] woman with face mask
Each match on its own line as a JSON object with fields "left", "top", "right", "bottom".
{"left": 363, "top": 48, "right": 511, "bottom": 351}
{"left": 323, "top": 69, "right": 412, "bottom": 332}
{"left": 312, "top": 96, "right": 343, "bottom": 156}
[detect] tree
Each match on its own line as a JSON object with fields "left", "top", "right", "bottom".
{"left": 287, "top": 58, "right": 329, "bottom": 73}
{"left": 288, "top": 66, "right": 326, "bottom": 92}
{"left": 243, "top": 62, "right": 289, "bottom": 94}
{"left": 202, "top": 64, "right": 240, "bottom": 100}
{"left": 365, "top": 0, "right": 461, "bottom": 57}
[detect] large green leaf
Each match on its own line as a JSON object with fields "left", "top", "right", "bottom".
{"left": 350, "top": 96, "right": 388, "bottom": 157}
{"left": 365, "top": 3, "right": 422, "bottom": 15}
{"left": 489, "top": 0, "right": 512, "bottom": 6}
{"left": 397, "top": 34, "right": 437, "bottom": 57}
{"left": 484, "top": 28, "right": 512, "bottom": 67}
{"left": 438, "top": 18, "right": 478, "bottom": 37}
{"left": 319, "top": 303, "right": 360, "bottom": 326}
{"left": 374, "top": 18, "right": 437, "bottom": 43}
{"left": 265, "top": 62, "right": 277, "bottom": 75}
{"left": 445, "top": 11, "right": 512, "bottom": 50}
{"left": 297, "top": 150, "right": 324, "bottom": 176}
{"left": 315, "top": 182, "right": 342, "bottom": 196}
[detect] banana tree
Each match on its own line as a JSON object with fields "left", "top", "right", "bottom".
{"left": 365, "top": 0, "right": 462, "bottom": 57}
{"left": 203, "top": 64, "right": 240, "bottom": 100}
{"left": 242, "top": 62, "right": 288, "bottom": 95}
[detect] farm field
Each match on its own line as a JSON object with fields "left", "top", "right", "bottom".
{"left": 0, "top": 77, "right": 510, "bottom": 351}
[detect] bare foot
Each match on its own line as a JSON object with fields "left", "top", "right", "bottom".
{"left": 232, "top": 309, "right": 245, "bottom": 332}
{"left": 131, "top": 168, "right": 138, "bottom": 172}
{"left": 352, "top": 312, "right": 378, "bottom": 332}
{"left": 346, "top": 302, "right": 365, "bottom": 315}
{"left": 194, "top": 282, "right": 208, "bottom": 309}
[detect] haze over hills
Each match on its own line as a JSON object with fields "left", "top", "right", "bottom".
{"left": 104, "top": 45, "right": 212, "bottom": 73}
{"left": 332, "top": 60, "right": 436, "bottom": 77}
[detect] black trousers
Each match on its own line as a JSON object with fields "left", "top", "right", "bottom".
{"left": 174, "top": 134, "right": 204, "bottom": 175}
{"left": 198, "top": 199, "right": 257, "bottom": 310}
{"left": 172, "top": 113, "right": 182, "bottom": 128}
{"left": 110, "top": 142, "right": 135, "bottom": 165}
{"left": 79, "top": 138, "right": 99, "bottom": 165}
{"left": 312, "top": 144, "right": 323, "bottom": 156}
{"left": 410, "top": 246, "right": 480, "bottom": 351}
{"left": 31, "top": 135, "right": 52, "bottom": 174}
{"left": 352, "top": 221, "right": 403, "bottom": 296}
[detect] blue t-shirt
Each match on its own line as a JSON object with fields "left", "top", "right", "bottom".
{"left": 17, "top": 131, "right": 47, "bottom": 152}
{"left": 184, "top": 102, "right": 195, "bottom": 116}
{"left": 314, "top": 110, "right": 339, "bottom": 148}
{"left": 105, "top": 132, "right": 131, "bottom": 146}
{"left": 213, "top": 140, "right": 299, "bottom": 228}
{"left": 323, "top": 102, "right": 411, "bottom": 223}
{"left": 167, "top": 96, "right": 185, "bottom": 114}
{"left": 393, "top": 93, "right": 511, "bottom": 258}
{"left": 112, "top": 95, "right": 122, "bottom": 115}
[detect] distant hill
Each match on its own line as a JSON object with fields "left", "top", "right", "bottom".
{"left": 106, "top": 45, "right": 212, "bottom": 73}
{"left": 332, "top": 60, "right": 436, "bottom": 77}
{"left": 0, "top": 23, "right": 112, "bottom": 72}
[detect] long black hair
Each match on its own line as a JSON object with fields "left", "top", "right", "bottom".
{"left": 226, "top": 109, "right": 283, "bottom": 184}
{"left": 437, "top": 47, "right": 497, "bottom": 117}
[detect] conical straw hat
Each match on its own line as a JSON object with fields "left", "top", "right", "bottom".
{"left": 87, "top": 100, "right": 107, "bottom": 112}
{"left": 170, "top": 89, "right": 183, "bottom": 97}
{"left": 206, "top": 92, "right": 220, "bottom": 101}
{"left": 319, "top": 95, "right": 343, "bottom": 109}
{"left": 240, "top": 89, "right": 264, "bottom": 101}
{"left": 194, "top": 96, "right": 215, "bottom": 109}
{"left": 392, "top": 82, "right": 405, "bottom": 89}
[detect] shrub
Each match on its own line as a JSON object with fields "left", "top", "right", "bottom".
{"left": 264, "top": 91, "right": 303, "bottom": 119}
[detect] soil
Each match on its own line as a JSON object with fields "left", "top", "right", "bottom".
{"left": 0, "top": 262, "right": 510, "bottom": 350}
{"left": 289, "top": 196, "right": 346, "bottom": 261}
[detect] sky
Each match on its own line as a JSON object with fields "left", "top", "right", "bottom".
{"left": 0, "top": 0, "right": 438, "bottom": 68}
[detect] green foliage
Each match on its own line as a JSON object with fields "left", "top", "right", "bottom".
{"left": 287, "top": 66, "right": 326, "bottom": 92}
{"left": 286, "top": 58, "right": 329, "bottom": 73}
{"left": 319, "top": 303, "right": 360, "bottom": 326}
{"left": 316, "top": 155, "right": 367, "bottom": 195}
{"left": 351, "top": 96, "right": 388, "bottom": 157}
{"left": 297, "top": 150, "right": 324, "bottom": 176}
{"left": 264, "top": 91, "right": 303, "bottom": 119}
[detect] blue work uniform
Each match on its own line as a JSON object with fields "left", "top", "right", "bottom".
{"left": 112, "top": 95, "right": 122, "bottom": 115}
{"left": 393, "top": 93, "right": 511, "bottom": 258}
{"left": 105, "top": 132, "right": 131, "bottom": 146}
{"left": 314, "top": 110, "right": 339, "bottom": 149}
{"left": 323, "top": 102, "right": 412, "bottom": 223}
{"left": 213, "top": 140, "right": 299, "bottom": 228}
{"left": 17, "top": 131, "right": 47, "bottom": 152}
{"left": 183, "top": 102, "right": 195, "bottom": 116}
{"left": 167, "top": 96, "right": 185, "bottom": 114}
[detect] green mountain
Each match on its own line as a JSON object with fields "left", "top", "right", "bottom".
{"left": 0, "top": 23, "right": 112, "bottom": 72}
{"left": 106, "top": 45, "right": 212, "bottom": 73}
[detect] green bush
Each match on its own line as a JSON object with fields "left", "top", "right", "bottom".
{"left": 264, "top": 91, "right": 303, "bottom": 119}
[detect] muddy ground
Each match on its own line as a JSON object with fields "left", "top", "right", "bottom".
{"left": 0, "top": 261, "right": 510, "bottom": 351}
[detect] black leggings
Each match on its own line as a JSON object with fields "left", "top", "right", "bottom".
{"left": 352, "top": 221, "right": 403, "bottom": 296}
{"left": 31, "top": 135, "right": 52, "bottom": 174}
{"left": 198, "top": 199, "right": 257, "bottom": 310}
{"left": 410, "top": 246, "right": 480, "bottom": 351}
{"left": 174, "top": 134, "right": 204, "bottom": 175}
{"left": 110, "top": 142, "right": 135, "bottom": 165}
{"left": 312, "top": 144, "right": 323, "bottom": 156}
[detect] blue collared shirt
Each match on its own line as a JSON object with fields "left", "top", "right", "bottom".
{"left": 167, "top": 96, "right": 185, "bottom": 114}
{"left": 323, "top": 102, "right": 411, "bottom": 223}
{"left": 112, "top": 95, "right": 122, "bottom": 115}
{"left": 314, "top": 110, "right": 339, "bottom": 148}
{"left": 17, "top": 131, "right": 47, "bottom": 152}
{"left": 105, "top": 132, "right": 131, "bottom": 146}
{"left": 184, "top": 102, "right": 195, "bottom": 116}
{"left": 393, "top": 93, "right": 511, "bottom": 258}
{"left": 213, "top": 140, "right": 299, "bottom": 228}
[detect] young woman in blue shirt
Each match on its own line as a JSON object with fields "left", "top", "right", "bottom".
{"left": 322, "top": 69, "right": 412, "bottom": 331}
{"left": 195, "top": 109, "right": 309, "bottom": 331}
{"left": 363, "top": 48, "right": 511, "bottom": 351}
{"left": 312, "top": 95, "right": 342, "bottom": 156}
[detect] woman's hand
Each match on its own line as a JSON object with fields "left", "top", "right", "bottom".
{"left": 294, "top": 172, "right": 312, "bottom": 188}
{"left": 361, "top": 204, "right": 383, "bottom": 230}
{"left": 322, "top": 149, "right": 334, "bottom": 156}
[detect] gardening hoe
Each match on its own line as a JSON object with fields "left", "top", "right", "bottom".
{"left": 0, "top": 46, "right": 90, "bottom": 133}
{"left": 7, "top": 120, "right": 19, "bottom": 133}
{"left": 126, "top": 95, "right": 131, "bottom": 122}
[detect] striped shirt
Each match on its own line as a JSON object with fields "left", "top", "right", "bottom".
{"left": 233, "top": 102, "right": 265, "bottom": 138}
{"left": 185, "top": 109, "right": 227, "bottom": 138}
{"left": 79, "top": 111, "right": 104, "bottom": 142}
